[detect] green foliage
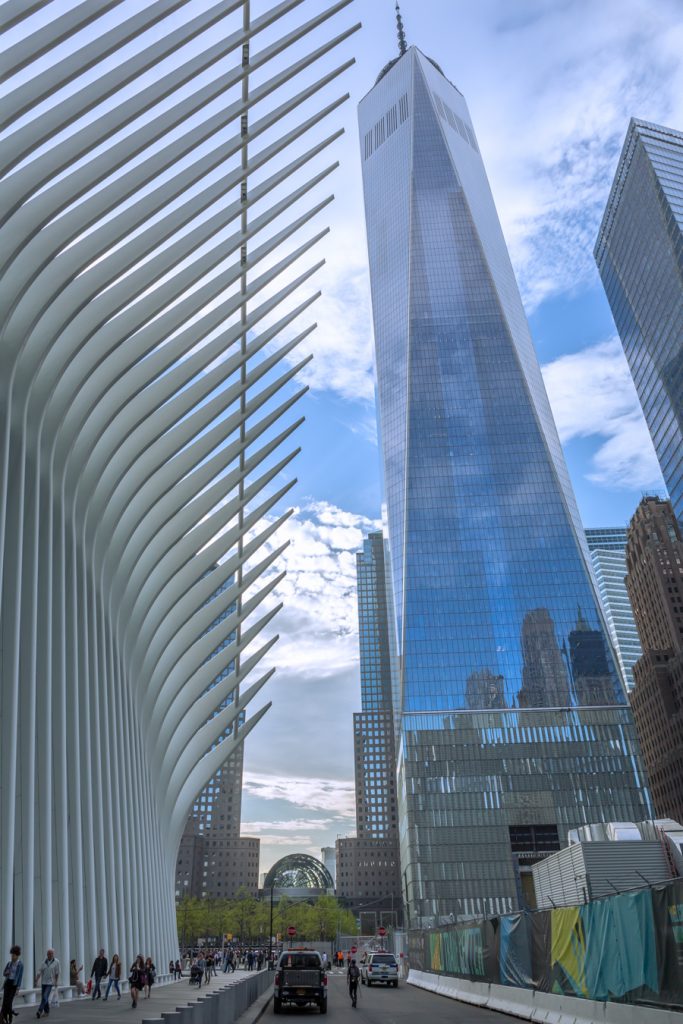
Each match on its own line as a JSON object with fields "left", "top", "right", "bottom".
{"left": 176, "top": 892, "right": 358, "bottom": 945}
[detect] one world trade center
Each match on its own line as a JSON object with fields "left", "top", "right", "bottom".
{"left": 359, "top": 20, "right": 651, "bottom": 924}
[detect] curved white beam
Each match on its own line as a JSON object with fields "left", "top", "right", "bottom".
{"left": 0, "top": 0, "right": 358, "bottom": 984}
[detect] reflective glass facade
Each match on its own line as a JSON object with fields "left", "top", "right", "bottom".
{"left": 359, "top": 48, "right": 651, "bottom": 925}
{"left": 595, "top": 120, "right": 683, "bottom": 525}
{"left": 586, "top": 528, "right": 642, "bottom": 691}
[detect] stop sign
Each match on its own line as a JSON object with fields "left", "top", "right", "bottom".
{"left": 350, "top": 946, "right": 357, "bottom": 954}
{"left": 378, "top": 926, "right": 387, "bottom": 937}
{"left": 287, "top": 926, "right": 296, "bottom": 938}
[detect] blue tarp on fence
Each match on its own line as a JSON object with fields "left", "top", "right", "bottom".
{"left": 410, "top": 878, "right": 683, "bottom": 1007}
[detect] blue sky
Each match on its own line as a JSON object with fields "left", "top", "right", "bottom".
{"left": 8, "top": 0, "right": 683, "bottom": 873}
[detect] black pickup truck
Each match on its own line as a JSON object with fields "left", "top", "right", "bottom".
{"left": 273, "top": 949, "right": 327, "bottom": 1014}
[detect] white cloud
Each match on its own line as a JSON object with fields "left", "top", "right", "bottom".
{"left": 242, "top": 771, "right": 356, "bottom": 819}
{"left": 541, "top": 338, "right": 665, "bottom": 490}
{"left": 245, "top": 499, "right": 380, "bottom": 681}
{"left": 465, "top": 0, "right": 683, "bottom": 308}
{"left": 241, "top": 818, "right": 338, "bottom": 833}
{"left": 296, "top": 232, "right": 375, "bottom": 404}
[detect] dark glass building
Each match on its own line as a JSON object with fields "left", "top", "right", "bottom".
{"left": 336, "top": 533, "right": 401, "bottom": 923}
{"left": 595, "top": 120, "right": 683, "bottom": 524}
{"left": 359, "top": 43, "right": 651, "bottom": 924}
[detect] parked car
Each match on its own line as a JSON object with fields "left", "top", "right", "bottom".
{"left": 273, "top": 949, "right": 327, "bottom": 1014}
{"left": 360, "top": 952, "right": 399, "bottom": 987}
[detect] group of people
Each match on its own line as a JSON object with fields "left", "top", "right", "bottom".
{"left": 1, "top": 946, "right": 157, "bottom": 1020}
{"left": 179, "top": 946, "right": 268, "bottom": 986}
{"left": 69, "top": 949, "right": 123, "bottom": 1001}
{"left": 1, "top": 942, "right": 282, "bottom": 1020}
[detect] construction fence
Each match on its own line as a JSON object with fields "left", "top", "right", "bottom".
{"left": 408, "top": 877, "right": 683, "bottom": 1009}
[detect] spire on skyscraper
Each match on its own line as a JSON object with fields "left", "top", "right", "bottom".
{"left": 395, "top": 2, "right": 408, "bottom": 56}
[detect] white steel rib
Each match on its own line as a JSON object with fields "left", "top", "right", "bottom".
{"left": 0, "top": 0, "right": 358, "bottom": 975}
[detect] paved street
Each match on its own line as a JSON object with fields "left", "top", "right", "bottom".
{"left": 19, "top": 970, "right": 258, "bottom": 1023}
{"left": 272, "top": 971, "right": 520, "bottom": 1022}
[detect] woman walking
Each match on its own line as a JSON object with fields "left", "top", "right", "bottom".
{"left": 104, "top": 955, "right": 121, "bottom": 1000}
{"left": 1, "top": 946, "right": 23, "bottom": 1024}
{"left": 144, "top": 958, "right": 156, "bottom": 998}
{"left": 128, "top": 956, "right": 144, "bottom": 1009}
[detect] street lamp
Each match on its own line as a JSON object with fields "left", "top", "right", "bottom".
{"left": 268, "top": 885, "right": 275, "bottom": 968}
{"left": 181, "top": 880, "right": 189, "bottom": 953}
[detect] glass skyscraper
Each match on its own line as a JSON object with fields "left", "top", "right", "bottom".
{"left": 337, "top": 533, "right": 402, "bottom": 921}
{"left": 595, "top": 119, "right": 683, "bottom": 525}
{"left": 585, "top": 528, "right": 642, "bottom": 691}
{"left": 359, "top": 43, "right": 651, "bottom": 924}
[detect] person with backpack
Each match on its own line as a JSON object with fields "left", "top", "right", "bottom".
{"left": 347, "top": 958, "right": 360, "bottom": 1008}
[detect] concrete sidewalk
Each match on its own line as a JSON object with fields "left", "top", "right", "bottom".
{"left": 19, "top": 969, "right": 267, "bottom": 1023}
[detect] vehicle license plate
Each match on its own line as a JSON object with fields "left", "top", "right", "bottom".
{"left": 296, "top": 988, "right": 306, "bottom": 995}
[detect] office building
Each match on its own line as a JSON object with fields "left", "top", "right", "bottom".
{"left": 585, "top": 528, "right": 642, "bottom": 690}
{"left": 175, "top": 573, "right": 259, "bottom": 899}
{"left": 321, "top": 847, "right": 337, "bottom": 888}
{"left": 595, "top": 120, "right": 683, "bottom": 524}
{"left": 336, "top": 533, "right": 402, "bottom": 923}
{"left": 626, "top": 497, "right": 683, "bottom": 823}
{"left": 359, "top": 19, "right": 651, "bottom": 924}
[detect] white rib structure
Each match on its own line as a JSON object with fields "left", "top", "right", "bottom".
{"left": 0, "top": 0, "right": 358, "bottom": 976}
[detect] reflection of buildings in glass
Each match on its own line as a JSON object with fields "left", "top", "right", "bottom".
{"left": 568, "top": 607, "right": 615, "bottom": 706}
{"left": 465, "top": 668, "right": 507, "bottom": 710}
{"left": 518, "top": 609, "right": 570, "bottom": 708}
{"left": 359, "top": 28, "right": 651, "bottom": 926}
{"left": 595, "top": 120, "right": 683, "bottom": 524}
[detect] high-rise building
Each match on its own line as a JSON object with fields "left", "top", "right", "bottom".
{"left": 175, "top": 572, "right": 259, "bottom": 899}
{"left": 359, "top": 24, "right": 651, "bottom": 924}
{"left": 336, "top": 533, "right": 401, "bottom": 923}
{"left": 626, "top": 497, "right": 683, "bottom": 823}
{"left": 586, "top": 528, "right": 642, "bottom": 690}
{"left": 595, "top": 120, "right": 683, "bottom": 524}
{"left": 321, "top": 847, "right": 337, "bottom": 888}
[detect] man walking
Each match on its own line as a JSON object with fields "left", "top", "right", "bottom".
{"left": 347, "top": 958, "right": 360, "bottom": 1009}
{"left": 90, "top": 949, "right": 108, "bottom": 1000}
{"left": 35, "top": 949, "right": 60, "bottom": 1018}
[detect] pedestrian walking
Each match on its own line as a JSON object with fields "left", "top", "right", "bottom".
{"left": 144, "top": 958, "right": 156, "bottom": 998}
{"left": 174, "top": 959, "right": 182, "bottom": 979}
{"left": 90, "top": 948, "right": 108, "bottom": 1000}
{"left": 205, "top": 954, "right": 213, "bottom": 983}
{"left": 1, "top": 946, "right": 23, "bottom": 1024}
{"left": 128, "top": 956, "right": 144, "bottom": 1009}
{"left": 347, "top": 958, "right": 360, "bottom": 1008}
{"left": 104, "top": 954, "right": 121, "bottom": 1000}
{"left": 34, "top": 949, "right": 60, "bottom": 1018}
{"left": 69, "top": 959, "right": 86, "bottom": 996}
{"left": 196, "top": 955, "right": 205, "bottom": 988}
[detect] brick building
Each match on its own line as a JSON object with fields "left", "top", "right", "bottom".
{"left": 626, "top": 497, "right": 683, "bottom": 823}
